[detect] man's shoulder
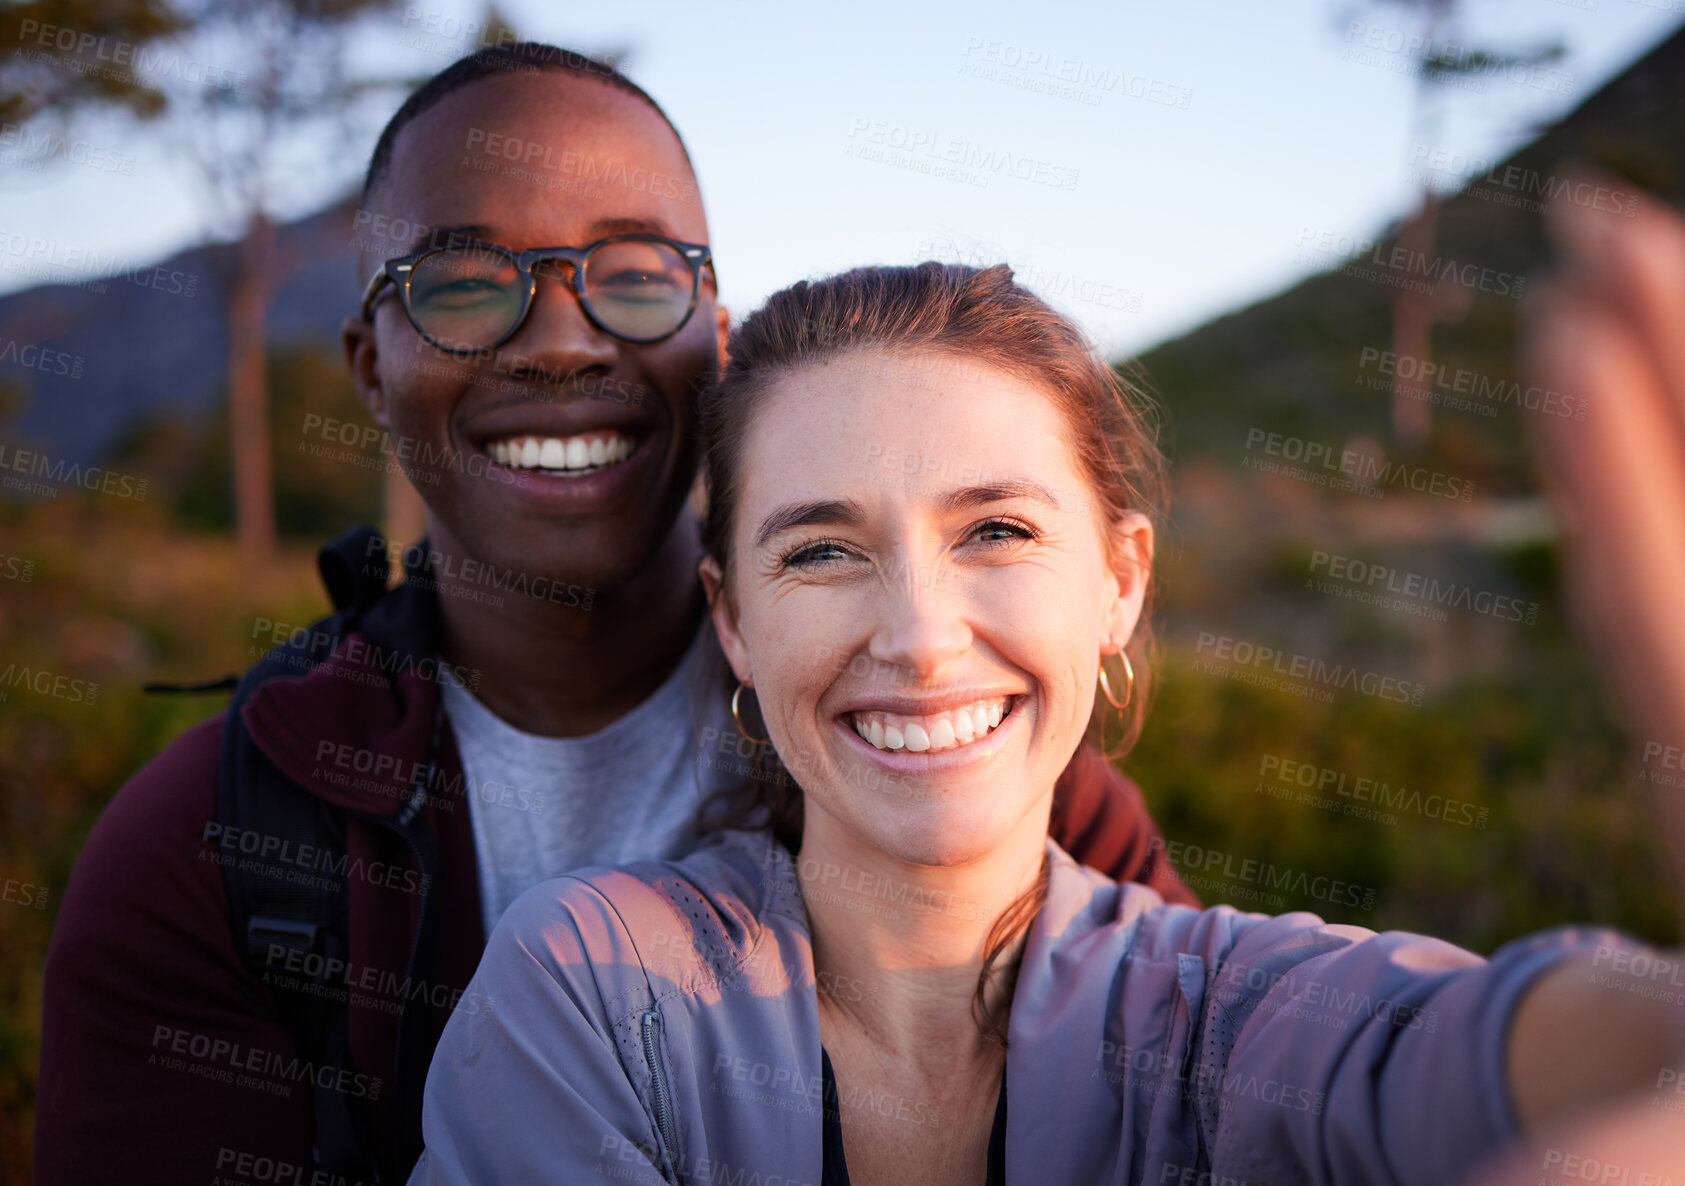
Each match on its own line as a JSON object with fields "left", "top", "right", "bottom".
{"left": 75, "top": 712, "right": 226, "bottom": 883}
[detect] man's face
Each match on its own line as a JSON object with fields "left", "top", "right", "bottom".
{"left": 345, "top": 70, "right": 722, "bottom": 593}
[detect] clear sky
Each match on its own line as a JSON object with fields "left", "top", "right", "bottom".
{"left": 4, "top": 0, "right": 1681, "bottom": 358}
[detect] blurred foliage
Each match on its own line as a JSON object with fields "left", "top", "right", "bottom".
{"left": 110, "top": 342, "right": 385, "bottom": 539}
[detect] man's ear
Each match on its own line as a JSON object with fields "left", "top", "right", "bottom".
{"left": 700, "top": 554, "right": 752, "bottom": 682}
{"left": 714, "top": 303, "right": 731, "bottom": 372}
{"left": 342, "top": 315, "right": 390, "bottom": 428}
{"left": 1100, "top": 511, "right": 1154, "bottom": 652}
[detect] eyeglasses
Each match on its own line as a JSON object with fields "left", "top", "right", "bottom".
{"left": 359, "top": 234, "right": 714, "bottom": 352}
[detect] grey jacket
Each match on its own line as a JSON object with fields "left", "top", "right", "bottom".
{"left": 408, "top": 828, "right": 1627, "bottom": 1185}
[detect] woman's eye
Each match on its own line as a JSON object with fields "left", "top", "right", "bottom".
{"left": 783, "top": 540, "right": 854, "bottom": 568}
{"left": 973, "top": 518, "right": 1037, "bottom": 546}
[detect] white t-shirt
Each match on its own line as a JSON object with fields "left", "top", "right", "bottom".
{"left": 440, "top": 621, "right": 742, "bottom": 937}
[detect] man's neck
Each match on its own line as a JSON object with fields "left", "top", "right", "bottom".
{"left": 427, "top": 513, "right": 709, "bottom": 738}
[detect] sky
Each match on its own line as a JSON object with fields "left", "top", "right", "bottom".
{"left": 4, "top": 0, "right": 1682, "bottom": 359}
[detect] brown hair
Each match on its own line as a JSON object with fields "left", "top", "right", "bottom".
{"left": 697, "top": 261, "right": 1167, "bottom": 1040}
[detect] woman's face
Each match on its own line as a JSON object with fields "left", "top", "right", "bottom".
{"left": 704, "top": 349, "right": 1153, "bottom": 867}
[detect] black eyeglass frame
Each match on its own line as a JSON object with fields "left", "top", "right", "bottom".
{"left": 359, "top": 233, "right": 716, "bottom": 352}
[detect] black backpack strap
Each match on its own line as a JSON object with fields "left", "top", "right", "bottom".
{"left": 213, "top": 523, "right": 393, "bottom": 1180}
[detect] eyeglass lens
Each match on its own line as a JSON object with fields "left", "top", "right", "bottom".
{"left": 405, "top": 239, "right": 696, "bottom": 348}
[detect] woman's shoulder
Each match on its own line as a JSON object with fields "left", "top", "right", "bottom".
{"left": 489, "top": 828, "right": 806, "bottom": 998}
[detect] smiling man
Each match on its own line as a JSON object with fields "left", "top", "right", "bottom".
{"left": 35, "top": 43, "right": 1191, "bottom": 1183}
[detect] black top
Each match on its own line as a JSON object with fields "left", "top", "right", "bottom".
{"left": 820, "top": 1046, "right": 1007, "bottom": 1185}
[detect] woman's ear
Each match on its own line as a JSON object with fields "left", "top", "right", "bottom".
{"left": 1100, "top": 511, "right": 1154, "bottom": 652}
{"left": 700, "top": 555, "right": 753, "bottom": 683}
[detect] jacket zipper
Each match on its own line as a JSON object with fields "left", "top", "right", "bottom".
{"left": 641, "top": 1009, "right": 680, "bottom": 1180}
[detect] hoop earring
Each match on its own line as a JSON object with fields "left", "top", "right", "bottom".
{"left": 731, "top": 680, "right": 770, "bottom": 743}
{"left": 1098, "top": 650, "right": 1135, "bottom": 711}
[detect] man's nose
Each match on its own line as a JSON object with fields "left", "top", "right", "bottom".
{"left": 496, "top": 265, "right": 617, "bottom": 378}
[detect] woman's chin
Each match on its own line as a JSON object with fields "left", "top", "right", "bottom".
{"left": 851, "top": 803, "right": 1025, "bottom": 870}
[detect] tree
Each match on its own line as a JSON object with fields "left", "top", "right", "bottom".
{"left": 1341, "top": 0, "right": 1566, "bottom": 451}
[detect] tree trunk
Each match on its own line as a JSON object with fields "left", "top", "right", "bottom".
{"left": 228, "top": 211, "right": 277, "bottom": 589}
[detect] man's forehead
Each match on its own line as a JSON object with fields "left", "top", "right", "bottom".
{"left": 369, "top": 70, "right": 705, "bottom": 249}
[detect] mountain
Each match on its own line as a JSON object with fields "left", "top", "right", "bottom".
{"left": 1136, "top": 23, "right": 1685, "bottom": 494}
{"left": 0, "top": 196, "right": 362, "bottom": 468}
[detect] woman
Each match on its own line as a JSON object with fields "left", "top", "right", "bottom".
{"left": 407, "top": 262, "right": 1683, "bottom": 1185}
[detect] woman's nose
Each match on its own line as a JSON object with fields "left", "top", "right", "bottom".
{"left": 867, "top": 562, "right": 974, "bottom": 678}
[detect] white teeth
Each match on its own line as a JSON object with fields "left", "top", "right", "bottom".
{"left": 851, "top": 697, "right": 1011, "bottom": 754}
{"left": 488, "top": 432, "right": 635, "bottom": 472}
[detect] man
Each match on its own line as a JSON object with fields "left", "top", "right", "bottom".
{"left": 35, "top": 43, "right": 1190, "bottom": 1184}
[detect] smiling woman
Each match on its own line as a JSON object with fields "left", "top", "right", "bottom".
{"left": 406, "top": 263, "right": 1685, "bottom": 1186}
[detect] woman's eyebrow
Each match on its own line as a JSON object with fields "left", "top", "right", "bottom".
{"left": 752, "top": 481, "right": 1060, "bottom": 550}
{"left": 754, "top": 499, "right": 867, "bottom": 549}
{"left": 935, "top": 480, "right": 1062, "bottom": 513}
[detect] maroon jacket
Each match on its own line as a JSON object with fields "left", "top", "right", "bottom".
{"left": 35, "top": 544, "right": 1192, "bottom": 1184}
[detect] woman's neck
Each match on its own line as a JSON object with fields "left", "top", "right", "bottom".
{"left": 799, "top": 806, "right": 1050, "bottom": 1062}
